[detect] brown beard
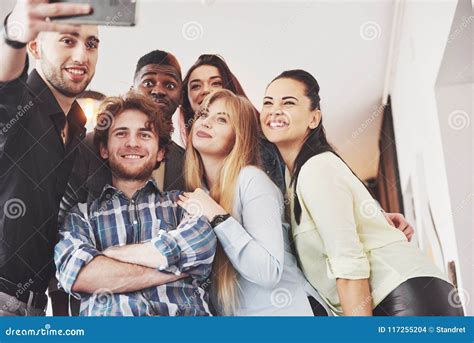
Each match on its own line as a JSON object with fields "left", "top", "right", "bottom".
{"left": 108, "top": 156, "right": 156, "bottom": 182}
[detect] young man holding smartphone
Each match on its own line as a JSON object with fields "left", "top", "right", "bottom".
{"left": 0, "top": 0, "right": 98, "bottom": 316}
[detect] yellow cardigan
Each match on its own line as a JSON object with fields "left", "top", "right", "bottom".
{"left": 286, "top": 152, "right": 448, "bottom": 315}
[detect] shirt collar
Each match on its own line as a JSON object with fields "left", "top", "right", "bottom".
{"left": 67, "top": 100, "right": 87, "bottom": 138}
{"left": 98, "top": 178, "right": 161, "bottom": 204}
{"left": 27, "top": 69, "right": 63, "bottom": 117}
{"left": 27, "top": 69, "right": 87, "bottom": 134}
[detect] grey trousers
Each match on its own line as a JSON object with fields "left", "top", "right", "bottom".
{"left": 0, "top": 292, "right": 46, "bottom": 316}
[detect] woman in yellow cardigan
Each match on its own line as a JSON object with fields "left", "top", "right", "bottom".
{"left": 260, "top": 69, "right": 464, "bottom": 316}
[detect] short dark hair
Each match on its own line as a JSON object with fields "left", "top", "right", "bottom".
{"left": 94, "top": 91, "right": 173, "bottom": 157}
{"left": 134, "top": 49, "right": 182, "bottom": 80}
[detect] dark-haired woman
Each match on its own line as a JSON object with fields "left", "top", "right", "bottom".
{"left": 260, "top": 69, "right": 464, "bottom": 316}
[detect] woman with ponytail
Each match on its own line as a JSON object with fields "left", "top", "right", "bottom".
{"left": 260, "top": 69, "right": 464, "bottom": 316}
{"left": 177, "top": 89, "right": 326, "bottom": 315}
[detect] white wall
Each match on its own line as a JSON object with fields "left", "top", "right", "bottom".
{"left": 88, "top": 0, "right": 396, "bottom": 181}
{"left": 435, "top": 0, "right": 473, "bottom": 315}
{"left": 389, "top": 0, "right": 472, "bottom": 314}
{"left": 0, "top": 0, "right": 397, "bottom": 180}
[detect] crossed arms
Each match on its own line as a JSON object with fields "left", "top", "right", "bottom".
{"left": 54, "top": 206, "right": 216, "bottom": 298}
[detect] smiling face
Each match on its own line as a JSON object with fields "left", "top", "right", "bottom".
{"left": 31, "top": 26, "right": 99, "bottom": 97}
{"left": 133, "top": 64, "right": 182, "bottom": 120}
{"left": 191, "top": 98, "right": 235, "bottom": 159}
{"left": 100, "top": 109, "right": 164, "bottom": 182}
{"left": 188, "top": 65, "right": 224, "bottom": 113}
{"left": 260, "top": 78, "right": 320, "bottom": 149}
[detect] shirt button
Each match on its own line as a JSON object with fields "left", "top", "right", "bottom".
{"left": 133, "top": 220, "right": 138, "bottom": 225}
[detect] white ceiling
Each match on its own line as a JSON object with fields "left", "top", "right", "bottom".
{"left": 1, "top": 0, "right": 396, "bottom": 180}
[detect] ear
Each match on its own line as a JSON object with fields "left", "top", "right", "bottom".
{"left": 308, "top": 109, "right": 322, "bottom": 129}
{"left": 99, "top": 143, "right": 109, "bottom": 160}
{"left": 27, "top": 39, "right": 41, "bottom": 59}
{"left": 156, "top": 148, "right": 165, "bottom": 163}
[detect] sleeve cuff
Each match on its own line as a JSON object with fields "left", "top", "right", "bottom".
{"left": 325, "top": 256, "right": 370, "bottom": 280}
{"left": 152, "top": 215, "right": 215, "bottom": 276}
{"left": 58, "top": 246, "right": 102, "bottom": 299}
{"left": 151, "top": 230, "right": 181, "bottom": 270}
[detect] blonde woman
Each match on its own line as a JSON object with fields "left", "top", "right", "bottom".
{"left": 177, "top": 89, "right": 327, "bottom": 315}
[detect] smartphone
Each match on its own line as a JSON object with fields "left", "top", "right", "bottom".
{"left": 50, "top": 0, "right": 136, "bottom": 26}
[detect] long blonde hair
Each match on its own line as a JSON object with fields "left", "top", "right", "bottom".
{"left": 184, "top": 89, "right": 261, "bottom": 315}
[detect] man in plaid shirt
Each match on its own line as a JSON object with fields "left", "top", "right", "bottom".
{"left": 55, "top": 92, "right": 217, "bottom": 316}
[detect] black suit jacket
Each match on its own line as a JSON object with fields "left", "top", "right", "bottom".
{"left": 0, "top": 65, "right": 87, "bottom": 293}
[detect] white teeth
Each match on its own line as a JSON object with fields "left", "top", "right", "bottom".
{"left": 123, "top": 155, "right": 143, "bottom": 159}
{"left": 269, "top": 121, "right": 288, "bottom": 128}
{"left": 67, "top": 69, "right": 85, "bottom": 75}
